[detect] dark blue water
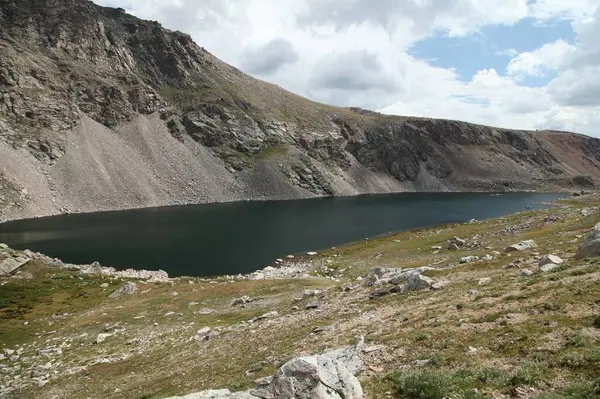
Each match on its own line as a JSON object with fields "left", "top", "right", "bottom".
{"left": 0, "top": 193, "right": 562, "bottom": 277}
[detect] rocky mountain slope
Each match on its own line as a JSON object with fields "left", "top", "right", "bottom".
{"left": 1, "top": 195, "right": 599, "bottom": 398}
{"left": 1, "top": 0, "right": 600, "bottom": 222}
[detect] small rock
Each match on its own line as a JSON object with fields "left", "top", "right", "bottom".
{"left": 96, "top": 333, "right": 112, "bottom": 344}
{"left": 364, "top": 267, "right": 404, "bottom": 286}
{"left": 108, "top": 282, "right": 137, "bottom": 299}
{"left": 505, "top": 240, "right": 537, "bottom": 253}
{"left": 448, "top": 237, "right": 466, "bottom": 250}
{"left": 100, "top": 283, "right": 109, "bottom": 288}
{"left": 192, "top": 327, "right": 215, "bottom": 341}
{"left": 303, "top": 289, "right": 322, "bottom": 298}
{"left": 477, "top": 278, "right": 492, "bottom": 286}
{"left": 230, "top": 296, "right": 255, "bottom": 306}
{"left": 307, "top": 252, "right": 318, "bottom": 256}
{"left": 520, "top": 269, "right": 534, "bottom": 276}
{"left": 431, "top": 280, "right": 450, "bottom": 290}
{"left": 540, "top": 263, "right": 561, "bottom": 273}
{"left": 460, "top": 256, "right": 479, "bottom": 264}
{"left": 538, "top": 255, "right": 564, "bottom": 269}
{"left": 286, "top": 255, "right": 295, "bottom": 259}
{"left": 254, "top": 311, "right": 278, "bottom": 321}
{"left": 369, "top": 285, "right": 403, "bottom": 299}
{"left": 404, "top": 274, "right": 435, "bottom": 291}
{"left": 305, "top": 302, "right": 321, "bottom": 310}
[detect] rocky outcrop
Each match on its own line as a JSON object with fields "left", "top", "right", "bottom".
{"left": 166, "top": 339, "right": 365, "bottom": 399}
{"left": 2, "top": 0, "right": 600, "bottom": 222}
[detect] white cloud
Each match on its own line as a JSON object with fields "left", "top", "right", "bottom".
{"left": 506, "top": 40, "right": 575, "bottom": 77}
{"left": 92, "top": 0, "right": 600, "bottom": 136}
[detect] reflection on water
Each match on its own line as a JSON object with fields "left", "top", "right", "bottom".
{"left": 0, "top": 192, "right": 562, "bottom": 277}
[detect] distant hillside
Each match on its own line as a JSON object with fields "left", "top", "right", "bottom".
{"left": 1, "top": 0, "right": 599, "bottom": 221}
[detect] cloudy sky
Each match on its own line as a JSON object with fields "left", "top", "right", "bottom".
{"left": 95, "top": 0, "right": 600, "bottom": 136}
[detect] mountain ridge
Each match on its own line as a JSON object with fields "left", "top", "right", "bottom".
{"left": 0, "top": 0, "right": 599, "bottom": 222}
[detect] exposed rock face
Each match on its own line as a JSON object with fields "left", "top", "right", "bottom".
{"left": 575, "top": 223, "right": 600, "bottom": 259}
{"left": 2, "top": 0, "right": 600, "bottom": 222}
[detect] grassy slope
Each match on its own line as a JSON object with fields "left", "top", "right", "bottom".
{"left": 1, "top": 195, "right": 599, "bottom": 399}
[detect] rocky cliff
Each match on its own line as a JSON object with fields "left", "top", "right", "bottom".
{"left": 1, "top": 0, "right": 599, "bottom": 222}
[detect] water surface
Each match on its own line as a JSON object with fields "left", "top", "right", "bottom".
{"left": 0, "top": 193, "right": 562, "bottom": 276}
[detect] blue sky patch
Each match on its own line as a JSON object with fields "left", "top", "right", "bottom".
{"left": 409, "top": 18, "right": 575, "bottom": 82}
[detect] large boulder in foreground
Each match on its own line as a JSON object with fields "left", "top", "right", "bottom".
{"left": 165, "top": 340, "right": 365, "bottom": 399}
{"left": 575, "top": 223, "right": 600, "bottom": 259}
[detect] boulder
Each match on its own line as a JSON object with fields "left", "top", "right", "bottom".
{"left": 459, "top": 256, "right": 479, "bottom": 264}
{"left": 0, "top": 257, "right": 29, "bottom": 275}
{"left": 192, "top": 327, "right": 218, "bottom": 342}
{"left": 364, "top": 267, "right": 403, "bottom": 286}
{"left": 230, "top": 296, "right": 255, "bottom": 307}
{"left": 575, "top": 223, "right": 600, "bottom": 259}
{"left": 505, "top": 240, "right": 537, "bottom": 253}
{"left": 96, "top": 333, "right": 112, "bottom": 344}
{"left": 404, "top": 274, "right": 435, "bottom": 291}
{"left": 448, "top": 237, "right": 465, "bottom": 250}
{"left": 305, "top": 302, "right": 321, "bottom": 310}
{"left": 538, "top": 255, "right": 564, "bottom": 269}
{"left": 80, "top": 262, "right": 103, "bottom": 274}
{"left": 108, "top": 282, "right": 138, "bottom": 299}
{"left": 303, "top": 289, "right": 322, "bottom": 298}
{"left": 253, "top": 311, "right": 278, "bottom": 322}
{"left": 369, "top": 285, "right": 402, "bottom": 299}
{"left": 165, "top": 340, "right": 365, "bottom": 399}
